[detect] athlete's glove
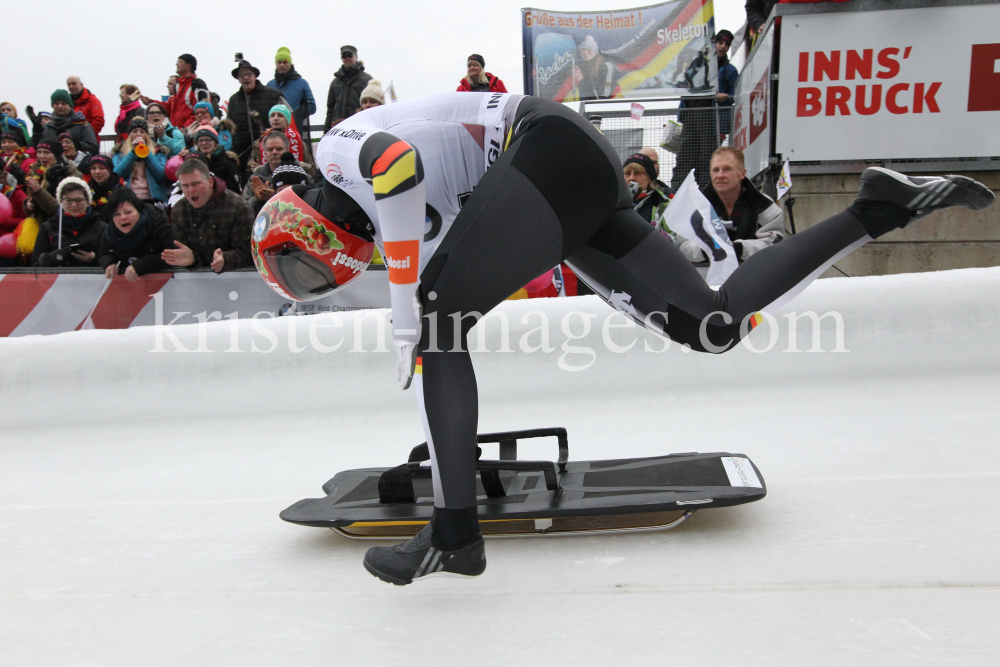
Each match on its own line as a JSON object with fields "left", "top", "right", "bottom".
{"left": 395, "top": 342, "right": 418, "bottom": 390}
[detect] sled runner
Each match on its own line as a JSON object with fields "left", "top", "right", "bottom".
{"left": 280, "top": 427, "right": 766, "bottom": 539}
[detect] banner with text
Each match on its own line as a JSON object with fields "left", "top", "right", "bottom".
{"left": 522, "top": 0, "right": 716, "bottom": 101}
{"left": 776, "top": 4, "right": 1000, "bottom": 161}
{"left": 731, "top": 19, "right": 774, "bottom": 178}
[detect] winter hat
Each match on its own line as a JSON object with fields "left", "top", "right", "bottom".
{"left": 715, "top": 30, "right": 734, "bottom": 45}
{"left": 88, "top": 154, "right": 114, "bottom": 171}
{"left": 128, "top": 117, "right": 149, "bottom": 133}
{"left": 360, "top": 79, "right": 385, "bottom": 105}
{"left": 145, "top": 101, "right": 167, "bottom": 116}
{"left": 178, "top": 53, "right": 197, "bottom": 71}
{"left": 39, "top": 111, "right": 52, "bottom": 119}
{"left": 275, "top": 46, "right": 292, "bottom": 63}
{"left": 56, "top": 176, "right": 92, "bottom": 205}
{"left": 51, "top": 89, "right": 73, "bottom": 107}
{"left": 194, "top": 126, "right": 219, "bottom": 143}
{"left": 623, "top": 153, "right": 656, "bottom": 179}
{"left": 36, "top": 139, "right": 63, "bottom": 156}
{"left": 271, "top": 152, "right": 308, "bottom": 189}
{"left": 231, "top": 59, "right": 260, "bottom": 79}
{"left": 579, "top": 36, "right": 599, "bottom": 53}
{"left": 269, "top": 104, "right": 292, "bottom": 124}
{"left": 193, "top": 101, "right": 215, "bottom": 117}
{"left": 468, "top": 54, "right": 486, "bottom": 68}
{"left": 341, "top": 45, "right": 358, "bottom": 56}
{"left": 57, "top": 132, "right": 79, "bottom": 149}
{"left": 1, "top": 131, "right": 25, "bottom": 147}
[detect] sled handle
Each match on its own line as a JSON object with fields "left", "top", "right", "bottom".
{"left": 476, "top": 427, "right": 569, "bottom": 465}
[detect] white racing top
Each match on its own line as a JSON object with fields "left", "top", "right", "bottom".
{"left": 313, "top": 92, "right": 523, "bottom": 348}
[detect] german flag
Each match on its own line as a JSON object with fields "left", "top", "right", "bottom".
{"left": 371, "top": 140, "right": 418, "bottom": 201}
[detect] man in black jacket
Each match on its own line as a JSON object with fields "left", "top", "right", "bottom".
{"left": 323, "top": 45, "right": 373, "bottom": 131}
{"left": 227, "top": 60, "right": 286, "bottom": 178}
{"left": 38, "top": 90, "right": 99, "bottom": 155}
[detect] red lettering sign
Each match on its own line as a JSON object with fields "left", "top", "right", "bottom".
{"left": 749, "top": 69, "right": 769, "bottom": 144}
{"left": 797, "top": 87, "right": 822, "bottom": 117}
{"left": 968, "top": 43, "right": 1000, "bottom": 112}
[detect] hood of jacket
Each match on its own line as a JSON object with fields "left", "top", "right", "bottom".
{"left": 335, "top": 62, "right": 366, "bottom": 82}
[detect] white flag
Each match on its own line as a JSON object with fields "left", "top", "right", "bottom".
{"left": 776, "top": 160, "right": 793, "bottom": 200}
{"left": 630, "top": 103, "right": 644, "bottom": 121}
{"left": 386, "top": 80, "right": 398, "bottom": 103}
{"left": 661, "top": 170, "right": 739, "bottom": 286}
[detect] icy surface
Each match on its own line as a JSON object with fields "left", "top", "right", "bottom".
{"left": 2, "top": 268, "right": 999, "bottom": 665}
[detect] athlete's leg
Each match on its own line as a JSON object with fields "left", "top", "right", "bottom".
{"left": 415, "top": 100, "right": 625, "bottom": 549}
{"left": 569, "top": 171, "right": 993, "bottom": 351}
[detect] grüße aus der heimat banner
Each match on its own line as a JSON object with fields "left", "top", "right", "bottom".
{"left": 522, "top": 0, "right": 717, "bottom": 102}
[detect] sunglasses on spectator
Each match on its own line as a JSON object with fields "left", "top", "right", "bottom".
{"left": 147, "top": 110, "right": 163, "bottom": 116}
{"left": 341, "top": 52, "right": 354, "bottom": 59}
{"left": 61, "top": 197, "right": 88, "bottom": 205}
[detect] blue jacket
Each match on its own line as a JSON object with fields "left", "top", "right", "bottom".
{"left": 717, "top": 55, "right": 739, "bottom": 134}
{"left": 266, "top": 70, "right": 317, "bottom": 116}
{"left": 112, "top": 149, "right": 170, "bottom": 202}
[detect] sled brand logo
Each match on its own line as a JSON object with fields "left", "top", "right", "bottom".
{"left": 609, "top": 290, "right": 638, "bottom": 317}
{"left": 252, "top": 212, "right": 270, "bottom": 242}
{"left": 383, "top": 240, "right": 419, "bottom": 284}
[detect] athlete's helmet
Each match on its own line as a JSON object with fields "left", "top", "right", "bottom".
{"left": 251, "top": 183, "right": 375, "bottom": 302}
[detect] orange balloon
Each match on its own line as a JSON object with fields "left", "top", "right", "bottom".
{"left": 134, "top": 143, "right": 149, "bottom": 158}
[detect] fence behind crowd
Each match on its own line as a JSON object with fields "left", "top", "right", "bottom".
{"left": 0, "top": 268, "right": 390, "bottom": 338}
{"left": 579, "top": 97, "right": 727, "bottom": 189}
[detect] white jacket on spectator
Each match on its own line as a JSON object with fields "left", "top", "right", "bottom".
{"left": 676, "top": 178, "right": 785, "bottom": 262}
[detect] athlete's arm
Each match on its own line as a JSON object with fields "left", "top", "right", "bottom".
{"left": 359, "top": 132, "right": 426, "bottom": 388}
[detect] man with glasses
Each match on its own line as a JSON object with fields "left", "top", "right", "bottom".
{"left": 31, "top": 176, "right": 106, "bottom": 267}
{"left": 323, "top": 45, "right": 373, "bottom": 131}
{"left": 227, "top": 59, "right": 286, "bottom": 177}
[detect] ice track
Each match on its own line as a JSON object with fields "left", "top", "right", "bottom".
{"left": 2, "top": 268, "right": 1000, "bottom": 666}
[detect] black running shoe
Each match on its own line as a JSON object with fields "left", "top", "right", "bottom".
{"left": 363, "top": 524, "right": 486, "bottom": 586}
{"left": 857, "top": 167, "right": 995, "bottom": 221}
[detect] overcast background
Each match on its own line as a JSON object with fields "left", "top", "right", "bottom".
{"left": 5, "top": 0, "right": 746, "bottom": 131}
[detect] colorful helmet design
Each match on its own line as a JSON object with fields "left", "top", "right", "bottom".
{"left": 251, "top": 186, "right": 374, "bottom": 302}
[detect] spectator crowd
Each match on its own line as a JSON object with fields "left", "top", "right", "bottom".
{"left": 2, "top": 25, "right": 783, "bottom": 284}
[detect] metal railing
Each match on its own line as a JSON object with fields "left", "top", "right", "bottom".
{"left": 578, "top": 100, "right": 729, "bottom": 190}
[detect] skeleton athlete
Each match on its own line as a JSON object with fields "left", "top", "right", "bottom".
{"left": 250, "top": 92, "right": 994, "bottom": 585}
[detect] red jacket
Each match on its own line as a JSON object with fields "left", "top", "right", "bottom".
{"left": 163, "top": 74, "right": 210, "bottom": 129}
{"left": 73, "top": 88, "right": 105, "bottom": 134}
{"left": 456, "top": 73, "right": 508, "bottom": 93}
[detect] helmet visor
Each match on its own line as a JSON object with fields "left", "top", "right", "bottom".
{"left": 264, "top": 245, "right": 341, "bottom": 301}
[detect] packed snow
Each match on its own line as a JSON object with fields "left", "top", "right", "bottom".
{"left": 2, "top": 268, "right": 999, "bottom": 665}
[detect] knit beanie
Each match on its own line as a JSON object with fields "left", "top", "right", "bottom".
{"left": 269, "top": 104, "right": 292, "bottom": 124}
{"left": 580, "top": 35, "right": 599, "bottom": 53}
{"left": 178, "top": 53, "right": 197, "bottom": 71}
{"left": 51, "top": 89, "right": 73, "bottom": 107}
{"left": 36, "top": 139, "right": 63, "bottom": 156}
{"left": 57, "top": 132, "right": 79, "bottom": 149}
{"left": 359, "top": 80, "right": 385, "bottom": 105}
{"left": 271, "top": 152, "right": 308, "bottom": 189}
{"left": 193, "top": 101, "right": 215, "bottom": 118}
{"left": 275, "top": 46, "right": 292, "bottom": 63}
{"left": 194, "top": 126, "right": 219, "bottom": 143}
{"left": 56, "top": 176, "right": 92, "bottom": 205}
{"left": 623, "top": 153, "right": 656, "bottom": 180}
{"left": 128, "top": 117, "right": 149, "bottom": 133}
{"left": 88, "top": 154, "right": 114, "bottom": 171}
{"left": 468, "top": 54, "right": 485, "bottom": 68}
{"left": 1, "top": 131, "right": 25, "bottom": 147}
